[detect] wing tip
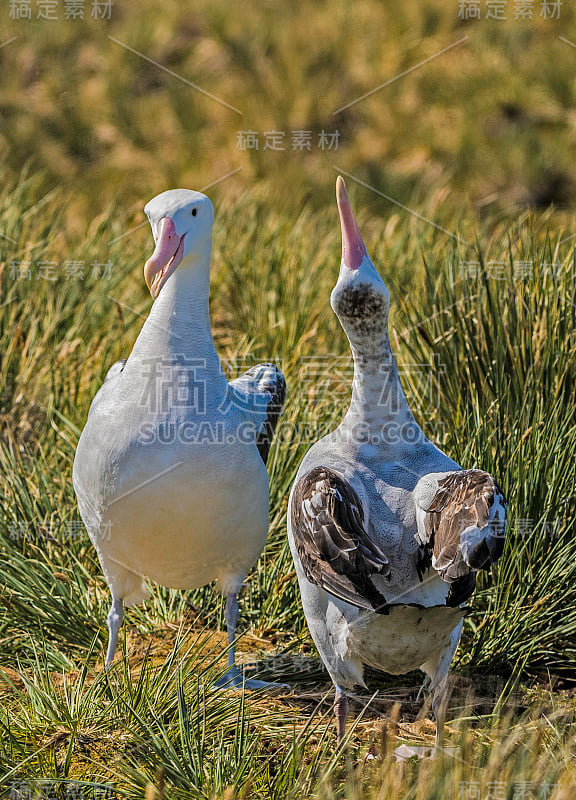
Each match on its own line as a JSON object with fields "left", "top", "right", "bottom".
{"left": 465, "top": 529, "right": 506, "bottom": 570}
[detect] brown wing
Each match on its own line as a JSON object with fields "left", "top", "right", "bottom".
{"left": 418, "top": 469, "right": 507, "bottom": 607}
{"left": 291, "top": 467, "right": 392, "bottom": 613}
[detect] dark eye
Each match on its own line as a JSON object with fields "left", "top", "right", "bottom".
{"left": 191, "top": 208, "right": 197, "bottom": 216}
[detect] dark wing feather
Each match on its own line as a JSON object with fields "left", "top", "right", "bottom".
{"left": 229, "top": 363, "right": 286, "bottom": 465}
{"left": 104, "top": 359, "right": 127, "bottom": 381}
{"left": 418, "top": 469, "right": 507, "bottom": 607}
{"left": 291, "top": 467, "right": 392, "bottom": 613}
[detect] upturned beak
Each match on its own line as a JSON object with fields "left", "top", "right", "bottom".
{"left": 336, "top": 176, "right": 367, "bottom": 270}
{"left": 144, "top": 217, "right": 185, "bottom": 299}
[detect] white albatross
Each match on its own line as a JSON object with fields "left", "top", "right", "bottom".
{"left": 73, "top": 188, "right": 286, "bottom": 688}
{"left": 287, "top": 177, "right": 507, "bottom": 745}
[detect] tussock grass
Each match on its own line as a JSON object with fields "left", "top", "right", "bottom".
{"left": 1, "top": 165, "right": 576, "bottom": 795}
{"left": 2, "top": 6, "right": 576, "bottom": 788}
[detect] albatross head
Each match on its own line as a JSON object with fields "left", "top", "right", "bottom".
{"left": 143, "top": 188, "right": 214, "bottom": 299}
{"left": 331, "top": 176, "right": 390, "bottom": 353}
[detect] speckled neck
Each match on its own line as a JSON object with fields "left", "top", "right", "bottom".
{"left": 343, "top": 336, "right": 416, "bottom": 433}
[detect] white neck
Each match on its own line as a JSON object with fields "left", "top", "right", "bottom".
{"left": 128, "top": 238, "right": 226, "bottom": 389}
{"left": 343, "top": 335, "right": 416, "bottom": 433}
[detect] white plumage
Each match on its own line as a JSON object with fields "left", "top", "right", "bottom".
{"left": 73, "top": 189, "right": 286, "bottom": 686}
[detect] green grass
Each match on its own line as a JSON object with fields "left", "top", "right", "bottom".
{"left": 2, "top": 0, "right": 576, "bottom": 793}
{"left": 1, "top": 165, "right": 576, "bottom": 796}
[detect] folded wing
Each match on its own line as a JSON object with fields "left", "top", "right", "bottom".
{"left": 290, "top": 466, "right": 391, "bottom": 613}
{"left": 229, "top": 362, "right": 286, "bottom": 465}
{"left": 416, "top": 470, "right": 507, "bottom": 607}
{"left": 86, "top": 359, "right": 127, "bottom": 418}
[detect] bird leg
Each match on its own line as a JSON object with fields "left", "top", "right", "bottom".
{"left": 105, "top": 596, "right": 123, "bottom": 669}
{"left": 420, "top": 620, "right": 462, "bottom": 754}
{"left": 334, "top": 686, "right": 348, "bottom": 742}
{"left": 214, "top": 592, "right": 290, "bottom": 691}
{"left": 224, "top": 591, "right": 240, "bottom": 669}
{"left": 432, "top": 680, "right": 449, "bottom": 752}
{"left": 416, "top": 674, "right": 431, "bottom": 703}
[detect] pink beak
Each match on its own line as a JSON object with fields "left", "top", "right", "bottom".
{"left": 144, "top": 217, "right": 185, "bottom": 299}
{"left": 336, "top": 176, "right": 367, "bottom": 270}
